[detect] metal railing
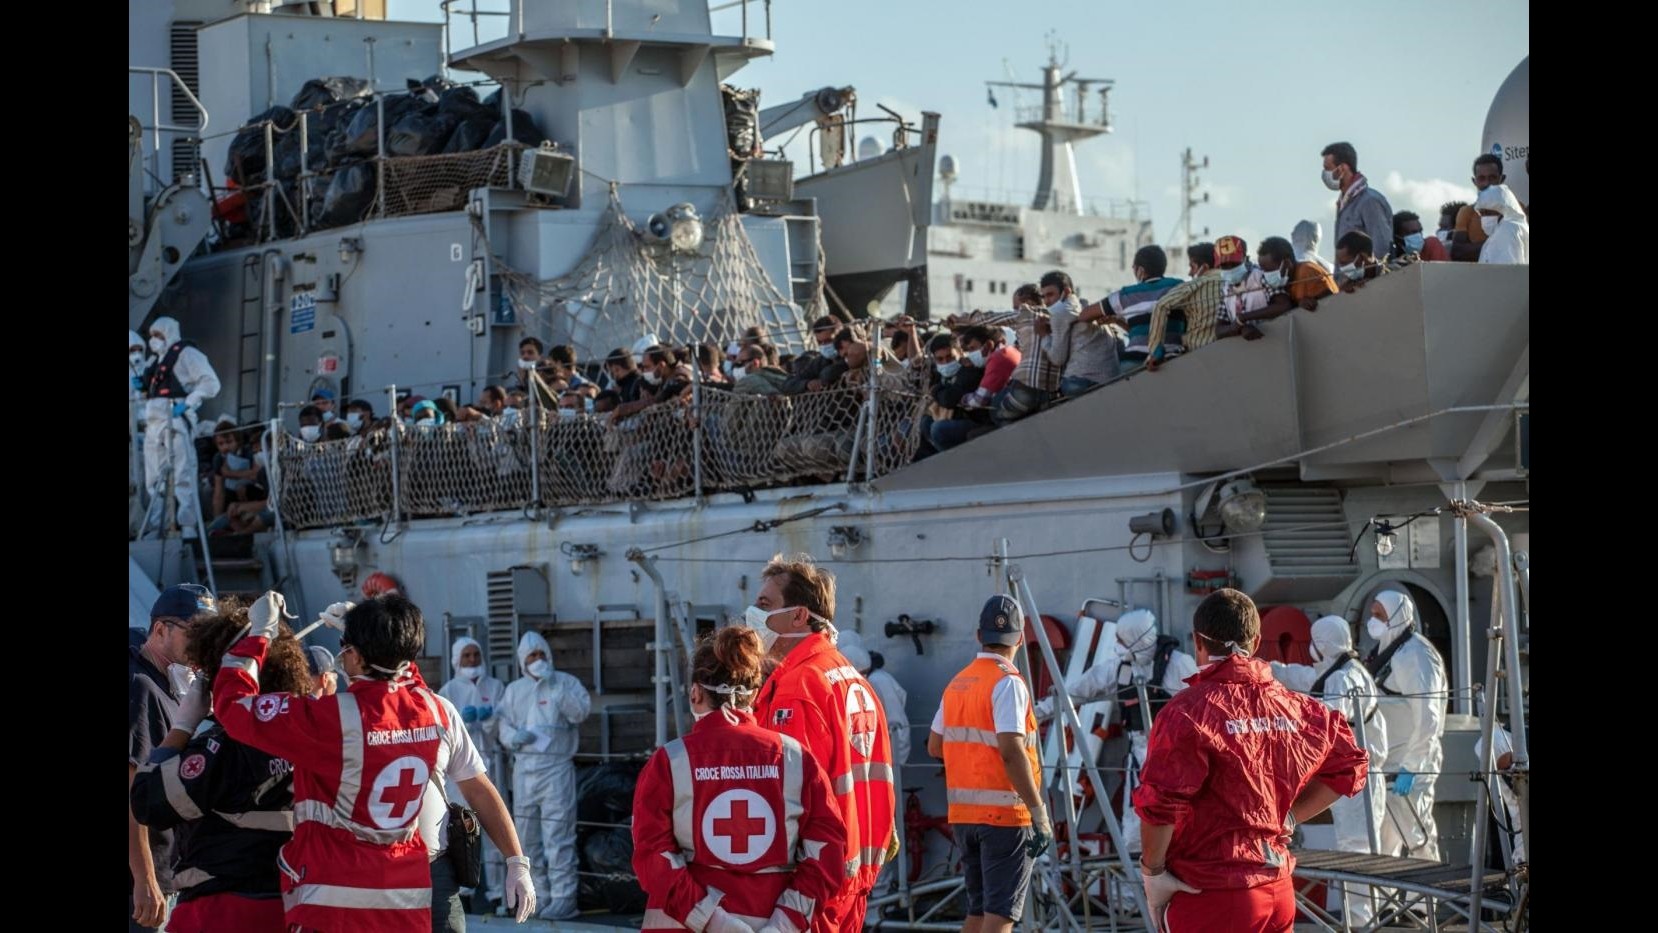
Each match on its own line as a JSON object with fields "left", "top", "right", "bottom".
{"left": 129, "top": 67, "right": 210, "bottom": 190}
{"left": 273, "top": 382, "right": 930, "bottom": 531}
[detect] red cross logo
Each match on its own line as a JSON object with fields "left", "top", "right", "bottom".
{"left": 701, "top": 789, "right": 775, "bottom": 865}
{"left": 845, "top": 681, "right": 879, "bottom": 758}
{"left": 367, "top": 755, "right": 431, "bottom": 828}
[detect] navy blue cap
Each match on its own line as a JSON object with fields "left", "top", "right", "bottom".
{"left": 151, "top": 584, "right": 216, "bottom": 622}
{"left": 978, "top": 594, "right": 1024, "bottom": 646}
{"left": 311, "top": 387, "right": 336, "bottom": 401}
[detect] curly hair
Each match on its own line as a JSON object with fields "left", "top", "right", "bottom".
{"left": 690, "top": 627, "right": 767, "bottom": 709}
{"left": 186, "top": 598, "right": 314, "bottom": 696}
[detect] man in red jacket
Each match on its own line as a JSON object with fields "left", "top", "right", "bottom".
{"left": 1132, "top": 589, "right": 1368, "bottom": 933}
{"left": 750, "top": 554, "right": 897, "bottom": 933}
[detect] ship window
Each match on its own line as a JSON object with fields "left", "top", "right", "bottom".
{"left": 966, "top": 279, "right": 974, "bottom": 292}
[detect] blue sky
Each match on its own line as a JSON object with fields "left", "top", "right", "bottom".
{"left": 391, "top": 0, "right": 1528, "bottom": 252}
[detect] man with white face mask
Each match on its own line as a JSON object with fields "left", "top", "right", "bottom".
{"left": 140, "top": 316, "right": 221, "bottom": 538}
{"left": 783, "top": 316, "right": 845, "bottom": 394}
{"left": 1320, "top": 141, "right": 1394, "bottom": 263}
{"left": 439, "top": 636, "right": 509, "bottom": 913}
{"left": 1270, "top": 616, "right": 1389, "bottom": 925}
{"left": 1033, "top": 609, "right": 1197, "bottom": 853}
{"left": 1474, "top": 184, "right": 1530, "bottom": 265}
{"left": 497, "top": 630, "right": 591, "bottom": 920}
{"left": 129, "top": 330, "right": 150, "bottom": 400}
{"left": 1363, "top": 590, "right": 1447, "bottom": 861}
{"left": 750, "top": 554, "right": 897, "bottom": 933}
{"left": 949, "top": 282, "right": 1059, "bottom": 422}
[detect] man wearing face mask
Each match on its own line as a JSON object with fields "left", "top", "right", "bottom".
{"left": 1388, "top": 211, "right": 1448, "bottom": 269}
{"left": 1144, "top": 243, "right": 1243, "bottom": 372}
{"left": 1032, "top": 609, "right": 1197, "bottom": 853}
{"left": 128, "top": 583, "right": 216, "bottom": 932}
{"left": 609, "top": 345, "right": 693, "bottom": 422}
{"left": 310, "top": 388, "right": 339, "bottom": 423}
{"left": 141, "top": 316, "right": 221, "bottom": 538}
{"left": 1240, "top": 237, "right": 1339, "bottom": 327}
{"left": 1269, "top": 616, "right": 1389, "bottom": 925}
{"left": 439, "top": 636, "right": 510, "bottom": 914}
{"left": 1290, "top": 220, "right": 1335, "bottom": 274}
{"left": 1362, "top": 590, "right": 1447, "bottom": 861}
{"left": 750, "top": 554, "right": 897, "bottom": 933}
{"left": 1473, "top": 184, "right": 1529, "bottom": 265}
{"left": 1080, "top": 246, "right": 1183, "bottom": 373}
{"left": 296, "top": 404, "right": 325, "bottom": 443}
{"left": 784, "top": 316, "right": 846, "bottom": 394}
{"left": 732, "top": 343, "right": 790, "bottom": 396}
{"left": 1214, "top": 236, "right": 1269, "bottom": 341}
{"left": 1320, "top": 142, "right": 1395, "bottom": 264}
{"left": 498, "top": 630, "right": 592, "bottom": 920}
{"left": 129, "top": 330, "right": 151, "bottom": 400}
{"left": 345, "top": 398, "right": 376, "bottom": 434}
{"left": 1333, "top": 231, "right": 1384, "bottom": 293}
{"left": 929, "top": 328, "right": 1005, "bottom": 451}
{"left": 1450, "top": 154, "right": 1506, "bottom": 262}
{"left": 1036, "top": 270, "right": 1119, "bottom": 396}
{"left": 948, "top": 283, "right": 1058, "bottom": 423}
{"left": 921, "top": 333, "right": 986, "bottom": 457}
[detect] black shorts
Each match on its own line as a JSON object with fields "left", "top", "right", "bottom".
{"left": 957, "top": 823, "right": 1036, "bottom": 921}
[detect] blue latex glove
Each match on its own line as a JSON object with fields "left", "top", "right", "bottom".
{"left": 171, "top": 400, "right": 189, "bottom": 418}
{"left": 131, "top": 375, "right": 143, "bottom": 392}
{"left": 1392, "top": 771, "right": 1416, "bottom": 796}
{"left": 478, "top": 705, "right": 494, "bottom": 721}
{"left": 461, "top": 705, "right": 479, "bottom": 724}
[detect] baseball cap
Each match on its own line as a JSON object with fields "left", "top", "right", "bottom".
{"left": 311, "top": 387, "right": 336, "bottom": 401}
{"left": 151, "top": 583, "right": 216, "bottom": 623}
{"left": 978, "top": 594, "right": 1024, "bottom": 647}
{"left": 1215, "top": 235, "right": 1248, "bottom": 267}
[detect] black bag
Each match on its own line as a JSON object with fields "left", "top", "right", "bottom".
{"left": 446, "top": 802, "right": 483, "bottom": 888}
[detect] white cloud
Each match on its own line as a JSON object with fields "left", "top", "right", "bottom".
{"left": 1380, "top": 171, "right": 1476, "bottom": 216}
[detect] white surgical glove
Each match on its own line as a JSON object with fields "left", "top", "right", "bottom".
{"left": 1141, "top": 862, "right": 1201, "bottom": 931}
{"left": 1034, "top": 696, "right": 1055, "bottom": 722}
{"left": 173, "top": 677, "right": 211, "bottom": 734}
{"left": 319, "top": 601, "right": 355, "bottom": 630}
{"left": 246, "top": 591, "right": 296, "bottom": 642}
{"left": 705, "top": 907, "right": 757, "bottom": 933}
{"left": 504, "top": 854, "right": 536, "bottom": 923}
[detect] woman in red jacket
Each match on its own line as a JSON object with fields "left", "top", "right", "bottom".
{"left": 633, "top": 627, "right": 848, "bottom": 933}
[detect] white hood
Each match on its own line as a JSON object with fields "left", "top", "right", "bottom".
{"left": 151, "top": 316, "right": 182, "bottom": 347}
{"left": 516, "top": 630, "right": 553, "bottom": 676}
{"left": 1371, "top": 589, "right": 1416, "bottom": 648}
{"left": 452, "top": 635, "right": 483, "bottom": 671}
{"left": 836, "top": 630, "right": 871, "bottom": 672}
{"left": 1115, "top": 610, "right": 1159, "bottom": 665}
{"left": 1309, "top": 615, "right": 1354, "bottom": 663}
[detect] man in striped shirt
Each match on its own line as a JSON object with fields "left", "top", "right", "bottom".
{"left": 1145, "top": 243, "right": 1243, "bottom": 372}
{"left": 1078, "top": 246, "right": 1184, "bottom": 371}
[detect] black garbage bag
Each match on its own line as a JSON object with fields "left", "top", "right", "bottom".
{"left": 318, "top": 161, "right": 376, "bottom": 228}
{"left": 341, "top": 93, "right": 423, "bottom": 157}
{"left": 441, "top": 113, "right": 499, "bottom": 154}
{"left": 576, "top": 762, "right": 641, "bottom": 827}
{"left": 483, "top": 88, "right": 502, "bottom": 109}
{"left": 323, "top": 99, "right": 370, "bottom": 166}
{"left": 403, "top": 78, "right": 441, "bottom": 105}
{"left": 579, "top": 826, "right": 646, "bottom": 914}
{"left": 225, "top": 105, "right": 296, "bottom": 187}
{"left": 272, "top": 127, "right": 328, "bottom": 182}
{"left": 387, "top": 107, "right": 461, "bottom": 157}
{"left": 248, "top": 178, "right": 300, "bottom": 239}
{"left": 290, "top": 76, "right": 372, "bottom": 112}
{"left": 481, "top": 109, "right": 547, "bottom": 148}
{"left": 438, "top": 85, "right": 491, "bottom": 120}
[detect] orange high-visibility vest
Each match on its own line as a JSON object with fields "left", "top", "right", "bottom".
{"left": 940, "top": 655, "right": 1041, "bottom": 826}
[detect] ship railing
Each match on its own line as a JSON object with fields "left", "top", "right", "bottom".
{"left": 272, "top": 383, "right": 930, "bottom": 531}
{"left": 129, "top": 67, "right": 210, "bottom": 196}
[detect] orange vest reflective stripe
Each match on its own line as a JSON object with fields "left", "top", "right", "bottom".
{"left": 940, "top": 656, "right": 1041, "bottom": 827}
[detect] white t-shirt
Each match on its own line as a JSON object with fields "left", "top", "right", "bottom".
{"left": 419, "top": 690, "right": 488, "bottom": 858}
{"left": 931, "top": 653, "right": 1032, "bottom": 736}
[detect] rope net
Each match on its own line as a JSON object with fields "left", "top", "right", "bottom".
{"left": 274, "top": 385, "right": 930, "bottom": 530}
{"left": 493, "top": 187, "right": 815, "bottom": 363}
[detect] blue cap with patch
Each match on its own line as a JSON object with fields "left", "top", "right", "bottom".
{"left": 978, "top": 594, "right": 1024, "bottom": 647}
{"left": 151, "top": 583, "right": 216, "bottom": 622}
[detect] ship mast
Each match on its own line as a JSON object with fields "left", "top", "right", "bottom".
{"left": 985, "top": 39, "right": 1112, "bottom": 214}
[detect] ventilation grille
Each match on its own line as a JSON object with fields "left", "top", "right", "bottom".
{"left": 168, "top": 22, "right": 201, "bottom": 181}
{"left": 486, "top": 569, "right": 517, "bottom": 668}
{"left": 1259, "top": 485, "right": 1360, "bottom": 579}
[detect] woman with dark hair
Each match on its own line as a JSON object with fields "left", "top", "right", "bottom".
{"left": 212, "top": 592, "right": 538, "bottom": 931}
{"left": 131, "top": 599, "right": 313, "bottom": 932}
{"left": 632, "top": 627, "right": 848, "bottom": 933}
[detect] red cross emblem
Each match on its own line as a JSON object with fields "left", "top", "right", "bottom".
{"left": 845, "top": 681, "right": 879, "bottom": 758}
{"left": 367, "top": 755, "right": 431, "bottom": 828}
{"left": 701, "top": 789, "right": 775, "bottom": 865}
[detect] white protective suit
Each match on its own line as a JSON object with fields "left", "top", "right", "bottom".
{"left": 497, "top": 630, "right": 591, "bottom": 920}
{"left": 128, "top": 330, "right": 150, "bottom": 402}
{"left": 1475, "top": 184, "right": 1530, "bottom": 265}
{"left": 141, "top": 316, "right": 221, "bottom": 532}
{"left": 1475, "top": 726, "right": 1525, "bottom": 864}
{"left": 438, "top": 636, "right": 510, "bottom": 902}
{"left": 1271, "top": 616, "right": 1389, "bottom": 924}
{"left": 1292, "top": 219, "right": 1336, "bottom": 273}
{"left": 1035, "top": 610, "right": 1198, "bottom": 850}
{"left": 834, "top": 632, "right": 911, "bottom": 768}
{"left": 1365, "top": 590, "right": 1447, "bottom": 861}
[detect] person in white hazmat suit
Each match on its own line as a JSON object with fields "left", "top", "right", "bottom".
{"left": 1474, "top": 184, "right": 1530, "bottom": 265}
{"left": 439, "top": 636, "right": 510, "bottom": 910}
{"left": 1363, "top": 590, "right": 1447, "bottom": 861}
{"left": 1033, "top": 609, "right": 1198, "bottom": 852}
{"left": 1270, "top": 616, "right": 1389, "bottom": 924}
{"left": 1291, "top": 219, "right": 1336, "bottom": 274}
{"left": 1475, "top": 726, "right": 1524, "bottom": 864}
{"left": 497, "top": 630, "right": 591, "bottom": 920}
{"left": 139, "top": 316, "right": 220, "bottom": 536}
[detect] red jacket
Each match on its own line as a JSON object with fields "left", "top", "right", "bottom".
{"left": 1130, "top": 655, "right": 1367, "bottom": 890}
{"left": 754, "top": 633, "right": 897, "bottom": 904}
{"left": 633, "top": 708, "right": 847, "bottom": 933}
{"left": 213, "top": 644, "right": 447, "bottom": 933}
